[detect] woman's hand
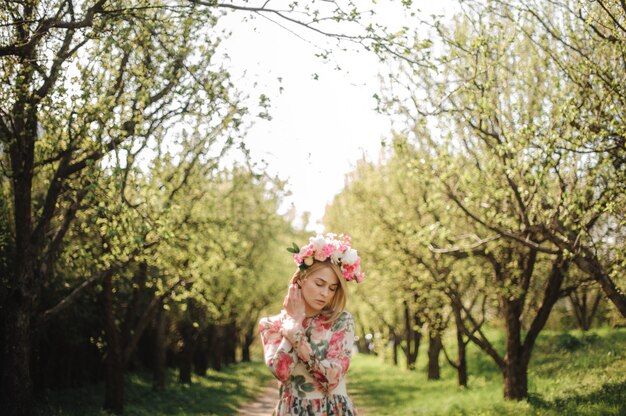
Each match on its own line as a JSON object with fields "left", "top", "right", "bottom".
{"left": 283, "top": 279, "right": 305, "bottom": 323}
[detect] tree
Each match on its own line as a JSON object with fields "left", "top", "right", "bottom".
{"left": 0, "top": 2, "right": 247, "bottom": 413}
{"left": 374, "top": 0, "right": 624, "bottom": 399}
{"left": 326, "top": 147, "right": 471, "bottom": 383}
{"left": 1, "top": 0, "right": 426, "bottom": 411}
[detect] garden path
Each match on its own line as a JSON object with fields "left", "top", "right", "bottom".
{"left": 236, "top": 383, "right": 278, "bottom": 416}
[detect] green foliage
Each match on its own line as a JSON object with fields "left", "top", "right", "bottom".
{"left": 332, "top": 1, "right": 626, "bottom": 397}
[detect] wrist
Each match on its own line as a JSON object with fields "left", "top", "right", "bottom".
{"left": 285, "top": 310, "right": 305, "bottom": 323}
{"left": 281, "top": 317, "right": 303, "bottom": 343}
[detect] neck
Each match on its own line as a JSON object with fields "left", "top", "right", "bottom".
{"left": 304, "top": 304, "right": 319, "bottom": 317}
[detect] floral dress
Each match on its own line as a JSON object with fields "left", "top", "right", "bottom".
{"left": 258, "top": 310, "right": 358, "bottom": 416}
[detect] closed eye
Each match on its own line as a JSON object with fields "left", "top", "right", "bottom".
{"left": 316, "top": 282, "right": 338, "bottom": 292}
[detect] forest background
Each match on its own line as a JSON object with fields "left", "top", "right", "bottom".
{"left": 1, "top": 1, "right": 625, "bottom": 415}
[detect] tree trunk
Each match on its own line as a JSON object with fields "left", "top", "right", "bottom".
{"left": 153, "top": 301, "right": 167, "bottom": 391}
{"left": 193, "top": 334, "right": 209, "bottom": 376}
{"left": 178, "top": 322, "right": 195, "bottom": 384}
{"left": 1, "top": 284, "right": 34, "bottom": 416}
{"left": 569, "top": 287, "right": 602, "bottom": 331}
{"left": 223, "top": 322, "right": 237, "bottom": 366}
{"left": 501, "top": 297, "right": 526, "bottom": 400}
{"left": 427, "top": 329, "right": 442, "bottom": 380}
{"left": 179, "top": 352, "right": 193, "bottom": 384}
{"left": 411, "top": 313, "right": 422, "bottom": 368}
{"left": 573, "top": 252, "right": 626, "bottom": 318}
{"left": 389, "top": 326, "right": 399, "bottom": 366}
{"left": 102, "top": 271, "right": 124, "bottom": 414}
{"left": 503, "top": 359, "right": 528, "bottom": 400}
{"left": 2, "top": 119, "right": 37, "bottom": 415}
{"left": 208, "top": 324, "right": 223, "bottom": 371}
{"left": 403, "top": 302, "right": 420, "bottom": 369}
{"left": 357, "top": 321, "right": 369, "bottom": 354}
{"left": 241, "top": 324, "right": 254, "bottom": 362}
{"left": 453, "top": 304, "right": 467, "bottom": 387}
{"left": 122, "top": 262, "right": 148, "bottom": 360}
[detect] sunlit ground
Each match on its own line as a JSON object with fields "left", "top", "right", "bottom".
{"left": 34, "top": 328, "right": 626, "bottom": 415}
{"left": 348, "top": 328, "right": 626, "bottom": 416}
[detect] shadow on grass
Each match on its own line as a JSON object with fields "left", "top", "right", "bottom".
{"left": 124, "top": 362, "right": 273, "bottom": 416}
{"left": 35, "top": 361, "right": 273, "bottom": 416}
{"left": 528, "top": 380, "right": 626, "bottom": 416}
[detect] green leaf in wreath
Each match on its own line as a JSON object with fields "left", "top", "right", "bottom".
{"left": 287, "top": 242, "right": 300, "bottom": 253}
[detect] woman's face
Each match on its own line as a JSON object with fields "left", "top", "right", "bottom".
{"left": 300, "top": 266, "right": 339, "bottom": 316}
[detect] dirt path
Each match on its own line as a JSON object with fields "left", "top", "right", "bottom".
{"left": 236, "top": 384, "right": 279, "bottom": 416}
{"left": 236, "top": 385, "right": 367, "bottom": 416}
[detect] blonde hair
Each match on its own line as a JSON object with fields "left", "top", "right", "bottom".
{"left": 295, "top": 260, "right": 347, "bottom": 324}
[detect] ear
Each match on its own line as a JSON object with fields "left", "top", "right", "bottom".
{"left": 290, "top": 270, "right": 303, "bottom": 287}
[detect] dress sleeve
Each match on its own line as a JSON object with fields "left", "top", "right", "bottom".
{"left": 258, "top": 314, "right": 298, "bottom": 382}
{"left": 289, "top": 312, "right": 355, "bottom": 394}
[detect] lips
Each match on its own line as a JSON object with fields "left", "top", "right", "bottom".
{"left": 316, "top": 299, "right": 326, "bottom": 305}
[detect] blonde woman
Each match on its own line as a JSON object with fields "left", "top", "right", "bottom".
{"left": 259, "top": 233, "right": 365, "bottom": 415}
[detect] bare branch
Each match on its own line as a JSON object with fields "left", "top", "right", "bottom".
{"left": 429, "top": 234, "right": 500, "bottom": 254}
{"left": 444, "top": 187, "right": 560, "bottom": 255}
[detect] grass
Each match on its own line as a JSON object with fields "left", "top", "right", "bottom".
{"left": 34, "top": 361, "right": 274, "bottom": 416}
{"left": 34, "top": 328, "right": 626, "bottom": 415}
{"left": 346, "top": 327, "right": 626, "bottom": 416}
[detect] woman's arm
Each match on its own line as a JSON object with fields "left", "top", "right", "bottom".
{"left": 258, "top": 314, "right": 298, "bottom": 382}
{"left": 259, "top": 277, "right": 306, "bottom": 382}
{"left": 282, "top": 312, "right": 355, "bottom": 394}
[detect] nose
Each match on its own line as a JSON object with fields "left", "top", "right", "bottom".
{"left": 320, "top": 286, "right": 329, "bottom": 298}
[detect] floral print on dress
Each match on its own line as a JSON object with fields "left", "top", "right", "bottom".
{"left": 259, "top": 310, "right": 358, "bottom": 416}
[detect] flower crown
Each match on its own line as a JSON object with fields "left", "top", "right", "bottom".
{"left": 287, "top": 233, "right": 365, "bottom": 283}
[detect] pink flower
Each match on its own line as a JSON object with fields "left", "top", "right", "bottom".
{"left": 310, "top": 320, "right": 331, "bottom": 339}
{"left": 314, "top": 250, "right": 327, "bottom": 261}
{"left": 289, "top": 232, "right": 365, "bottom": 283}
{"left": 298, "top": 244, "right": 314, "bottom": 257}
{"left": 330, "top": 329, "right": 346, "bottom": 345}
{"left": 325, "top": 366, "right": 342, "bottom": 389}
{"left": 327, "top": 341, "right": 342, "bottom": 359}
{"left": 274, "top": 353, "right": 293, "bottom": 380}
{"left": 337, "top": 356, "right": 350, "bottom": 372}
{"left": 327, "top": 330, "right": 346, "bottom": 358}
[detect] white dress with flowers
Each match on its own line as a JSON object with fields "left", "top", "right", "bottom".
{"left": 258, "top": 310, "right": 358, "bottom": 416}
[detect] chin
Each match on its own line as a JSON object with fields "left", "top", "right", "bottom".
{"left": 305, "top": 302, "right": 323, "bottom": 314}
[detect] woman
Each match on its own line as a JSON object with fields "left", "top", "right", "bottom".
{"left": 258, "top": 233, "right": 365, "bottom": 416}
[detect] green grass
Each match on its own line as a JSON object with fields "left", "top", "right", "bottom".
{"left": 35, "top": 361, "right": 274, "bottom": 416}
{"left": 347, "top": 327, "right": 626, "bottom": 416}
{"left": 34, "top": 328, "right": 626, "bottom": 415}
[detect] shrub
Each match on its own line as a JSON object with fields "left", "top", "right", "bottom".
{"left": 554, "top": 332, "right": 584, "bottom": 352}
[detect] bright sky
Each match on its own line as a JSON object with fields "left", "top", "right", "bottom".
{"left": 216, "top": 1, "right": 454, "bottom": 232}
